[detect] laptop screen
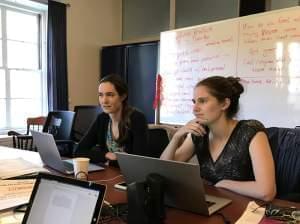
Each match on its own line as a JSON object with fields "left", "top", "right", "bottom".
{"left": 22, "top": 173, "right": 106, "bottom": 224}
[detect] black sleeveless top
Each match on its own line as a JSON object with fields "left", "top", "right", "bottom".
{"left": 191, "top": 120, "right": 265, "bottom": 185}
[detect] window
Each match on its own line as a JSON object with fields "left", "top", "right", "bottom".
{"left": 0, "top": 1, "right": 47, "bottom": 134}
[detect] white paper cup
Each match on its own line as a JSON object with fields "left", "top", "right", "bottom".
{"left": 73, "top": 157, "right": 90, "bottom": 180}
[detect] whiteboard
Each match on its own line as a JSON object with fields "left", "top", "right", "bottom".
{"left": 159, "top": 7, "right": 300, "bottom": 128}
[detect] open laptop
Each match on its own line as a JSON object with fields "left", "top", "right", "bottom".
{"left": 31, "top": 130, "right": 104, "bottom": 174}
{"left": 21, "top": 172, "right": 106, "bottom": 224}
{"left": 116, "top": 152, "right": 231, "bottom": 216}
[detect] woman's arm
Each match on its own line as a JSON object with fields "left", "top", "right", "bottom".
{"left": 215, "top": 131, "right": 276, "bottom": 201}
{"left": 160, "top": 119, "right": 206, "bottom": 161}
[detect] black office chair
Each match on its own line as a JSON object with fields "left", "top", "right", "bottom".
{"left": 57, "top": 105, "right": 102, "bottom": 156}
{"left": 42, "top": 111, "right": 75, "bottom": 156}
{"left": 72, "top": 105, "right": 102, "bottom": 142}
{"left": 147, "top": 124, "right": 177, "bottom": 158}
{"left": 43, "top": 111, "right": 75, "bottom": 140}
{"left": 266, "top": 127, "right": 300, "bottom": 202}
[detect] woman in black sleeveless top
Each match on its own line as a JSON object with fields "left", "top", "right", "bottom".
{"left": 161, "top": 76, "right": 276, "bottom": 201}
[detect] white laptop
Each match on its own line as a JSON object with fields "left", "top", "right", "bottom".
{"left": 21, "top": 172, "right": 106, "bottom": 224}
{"left": 116, "top": 152, "right": 231, "bottom": 216}
{"left": 31, "top": 130, "right": 104, "bottom": 174}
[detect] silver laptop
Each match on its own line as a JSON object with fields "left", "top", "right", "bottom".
{"left": 31, "top": 131, "right": 104, "bottom": 174}
{"left": 116, "top": 152, "right": 231, "bottom": 216}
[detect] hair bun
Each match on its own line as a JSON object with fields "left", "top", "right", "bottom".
{"left": 227, "top": 76, "right": 244, "bottom": 97}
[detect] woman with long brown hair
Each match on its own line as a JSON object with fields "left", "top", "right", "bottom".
{"left": 75, "top": 74, "right": 148, "bottom": 164}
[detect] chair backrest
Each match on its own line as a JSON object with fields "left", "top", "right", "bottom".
{"left": 7, "top": 116, "right": 47, "bottom": 151}
{"left": 147, "top": 124, "right": 178, "bottom": 158}
{"left": 266, "top": 127, "right": 300, "bottom": 201}
{"left": 26, "top": 116, "right": 47, "bottom": 135}
{"left": 43, "top": 111, "right": 75, "bottom": 140}
{"left": 72, "top": 105, "right": 102, "bottom": 142}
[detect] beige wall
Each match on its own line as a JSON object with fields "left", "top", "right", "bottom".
{"left": 64, "top": 0, "right": 122, "bottom": 109}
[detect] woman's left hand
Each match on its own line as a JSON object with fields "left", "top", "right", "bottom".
{"left": 105, "top": 152, "right": 117, "bottom": 160}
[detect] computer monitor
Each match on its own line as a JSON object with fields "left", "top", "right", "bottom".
{"left": 116, "top": 152, "right": 231, "bottom": 216}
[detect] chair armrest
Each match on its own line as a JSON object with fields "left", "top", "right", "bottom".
{"left": 8, "top": 131, "right": 22, "bottom": 136}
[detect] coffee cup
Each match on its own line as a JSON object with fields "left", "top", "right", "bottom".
{"left": 73, "top": 157, "right": 90, "bottom": 180}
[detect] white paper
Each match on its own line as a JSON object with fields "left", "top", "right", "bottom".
{"left": 0, "top": 158, "right": 48, "bottom": 179}
{"left": 0, "top": 211, "right": 24, "bottom": 224}
{"left": 0, "top": 179, "right": 35, "bottom": 210}
{"left": 235, "top": 201, "right": 265, "bottom": 224}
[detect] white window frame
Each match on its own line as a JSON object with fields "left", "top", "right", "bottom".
{"left": 0, "top": 0, "right": 47, "bottom": 134}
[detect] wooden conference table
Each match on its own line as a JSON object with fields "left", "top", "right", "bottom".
{"left": 1, "top": 146, "right": 300, "bottom": 224}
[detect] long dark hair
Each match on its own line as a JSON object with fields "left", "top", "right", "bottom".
{"left": 195, "top": 76, "right": 244, "bottom": 118}
{"left": 99, "top": 74, "right": 134, "bottom": 144}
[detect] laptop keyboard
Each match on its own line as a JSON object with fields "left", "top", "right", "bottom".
{"left": 63, "top": 161, "right": 74, "bottom": 171}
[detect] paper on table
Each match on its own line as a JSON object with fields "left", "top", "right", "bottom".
{"left": 0, "top": 211, "right": 24, "bottom": 224}
{"left": 235, "top": 201, "right": 265, "bottom": 224}
{"left": 0, "top": 179, "right": 35, "bottom": 210}
{"left": 0, "top": 158, "right": 47, "bottom": 179}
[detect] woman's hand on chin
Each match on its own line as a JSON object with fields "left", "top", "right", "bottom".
{"left": 175, "top": 118, "right": 207, "bottom": 139}
{"left": 105, "top": 152, "right": 117, "bottom": 160}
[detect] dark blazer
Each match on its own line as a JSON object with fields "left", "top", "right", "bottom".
{"left": 74, "top": 110, "right": 148, "bottom": 163}
{"left": 266, "top": 127, "right": 300, "bottom": 202}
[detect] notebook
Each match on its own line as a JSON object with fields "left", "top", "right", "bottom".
{"left": 31, "top": 131, "right": 104, "bottom": 174}
{"left": 21, "top": 172, "right": 106, "bottom": 224}
{"left": 116, "top": 152, "right": 232, "bottom": 216}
